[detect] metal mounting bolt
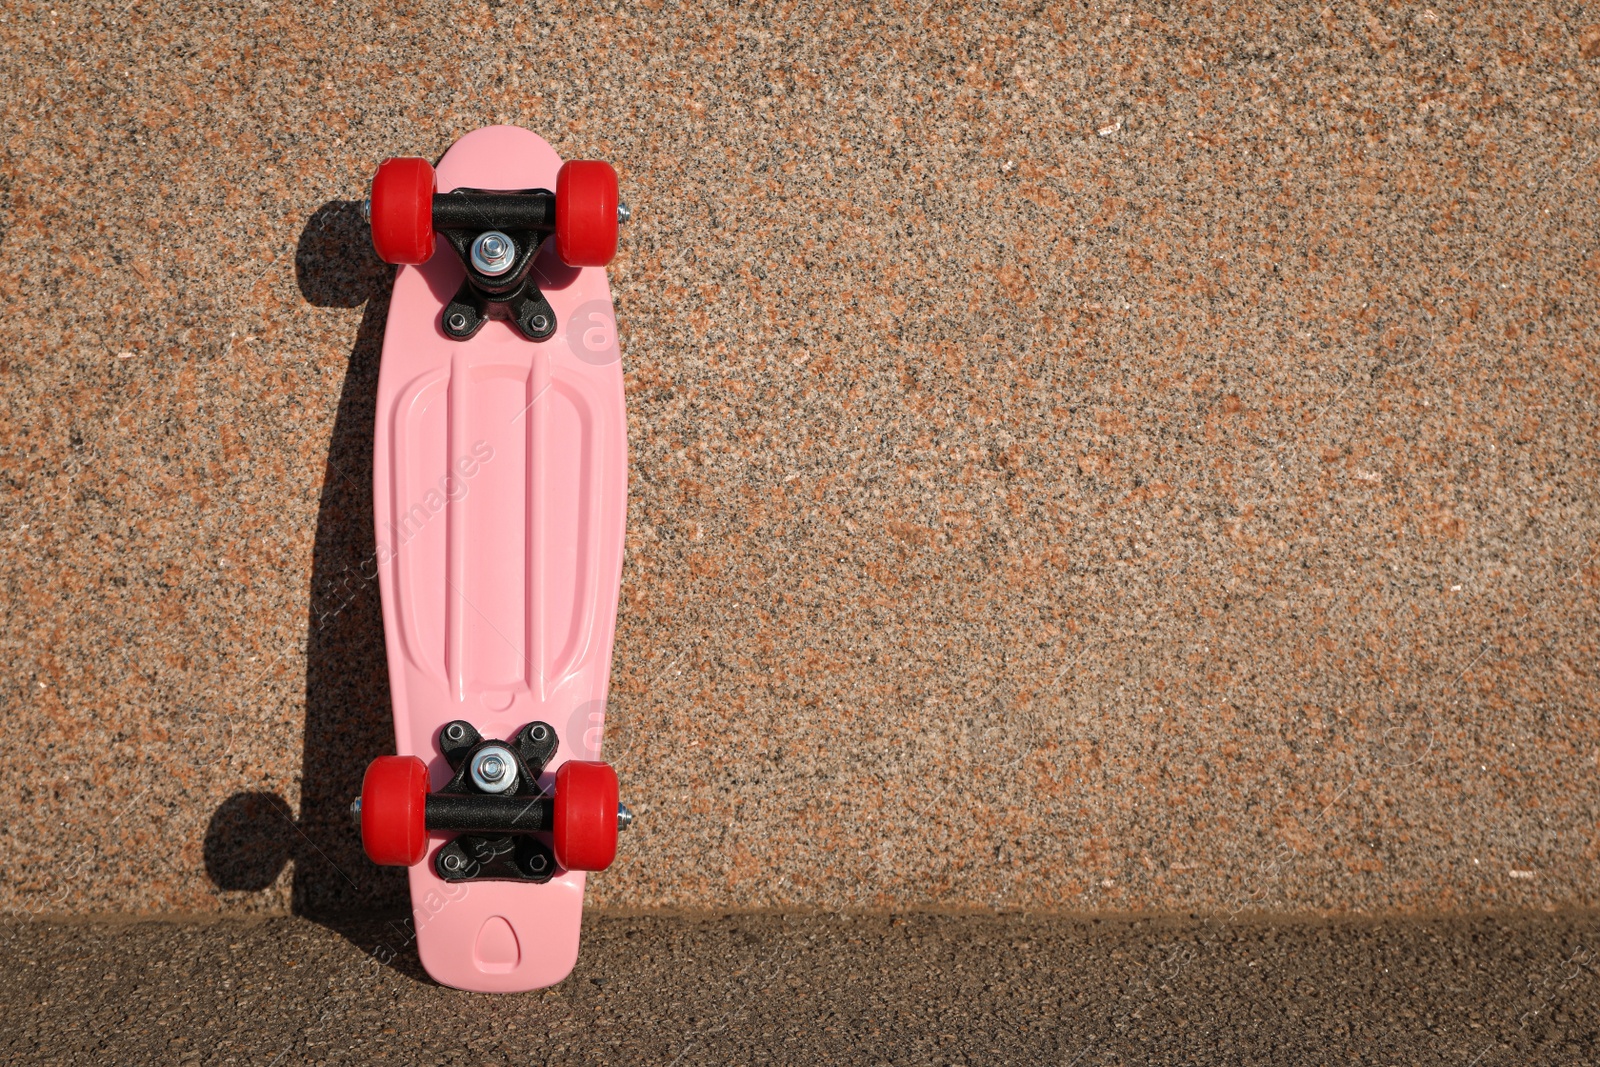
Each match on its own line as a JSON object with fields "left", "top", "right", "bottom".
{"left": 528, "top": 312, "right": 550, "bottom": 334}
{"left": 470, "top": 230, "right": 517, "bottom": 276}
{"left": 616, "top": 202, "right": 631, "bottom": 224}
{"left": 447, "top": 312, "right": 470, "bottom": 333}
{"left": 443, "top": 853, "right": 463, "bottom": 872}
{"left": 469, "top": 744, "right": 519, "bottom": 793}
{"left": 525, "top": 853, "right": 549, "bottom": 873}
{"left": 617, "top": 803, "right": 634, "bottom": 831}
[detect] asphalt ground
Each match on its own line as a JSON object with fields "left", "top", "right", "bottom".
{"left": 3, "top": 911, "right": 1598, "bottom": 1065}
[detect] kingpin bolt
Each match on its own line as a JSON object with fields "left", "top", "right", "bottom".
{"left": 470, "top": 745, "right": 519, "bottom": 794}
{"left": 470, "top": 230, "right": 516, "bottom": 276}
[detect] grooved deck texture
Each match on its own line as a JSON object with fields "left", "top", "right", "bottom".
{"left": 1, "top": 4, "right": 1598, "bottom": 917}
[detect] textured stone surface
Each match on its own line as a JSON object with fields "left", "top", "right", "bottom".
{"left": 0, "top": 3, "right": 1597, "bottom": 916}
{"left": 3, "top": 912, "right": 1600, "bottom": 1064}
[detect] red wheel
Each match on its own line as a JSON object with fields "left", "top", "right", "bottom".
{"left": 552, "top": 761, "right": 619, "bottom": 871}
{"left": 554, "top": 160, "right": 619, "bottom": 267}
{"left": 369, "top": 157, "right": 436, "bottom": 264}
{"left": 360, "top": 755, "right": 429, "bottom": 866}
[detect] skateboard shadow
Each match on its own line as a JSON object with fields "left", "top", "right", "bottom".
{"left": 204, "top": 200, "right": 415, "bottom": 955}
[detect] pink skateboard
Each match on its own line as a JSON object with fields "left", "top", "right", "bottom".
{"left": 352, "top": 126, "right": 632, "bottom": 992}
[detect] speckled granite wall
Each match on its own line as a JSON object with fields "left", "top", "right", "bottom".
{"left": 1, "top": 2, "right": 1596, "bottom": 918}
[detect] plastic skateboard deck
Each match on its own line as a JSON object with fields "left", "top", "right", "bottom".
{"left": 369, "top": 126, "right": 628, "bottom": 992}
